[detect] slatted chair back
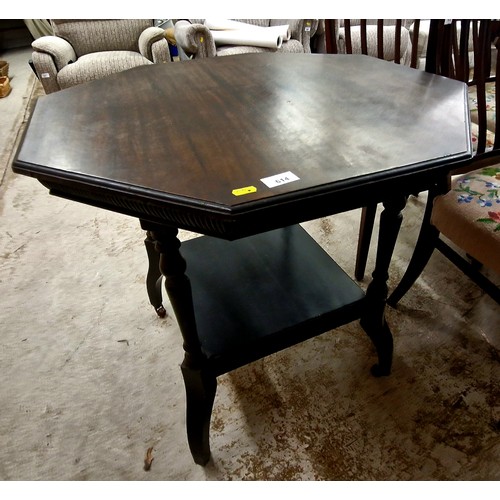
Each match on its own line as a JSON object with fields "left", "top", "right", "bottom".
{"left": 325, "top": 19, "right": 421, "bottom": 68}
{"left": 426, "top": 19, "right": 499, "bottom": 158}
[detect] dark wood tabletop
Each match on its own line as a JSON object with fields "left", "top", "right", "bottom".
{"left": 12, "top": 52, "right": 474, "bottom": 465}
{"left": 14, "top": 52, "right": 471, "bottom": 239}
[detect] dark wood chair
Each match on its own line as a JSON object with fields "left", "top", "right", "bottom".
{"left": 324, "top": 19, "right": 423, "bottom": 281}
{"left": 388, "top": 19, "right": 500, "bottom": 306}
{"left": 325, "top": 19, "right": 421, "bottom": 67}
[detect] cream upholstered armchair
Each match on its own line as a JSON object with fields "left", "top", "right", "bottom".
{"left": 31, "top": 19, "right": 172, "bottom": 94}
{"left": 174, "top": 19, "right": 319, "bottom": 59}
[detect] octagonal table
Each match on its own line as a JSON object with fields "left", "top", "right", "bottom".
{"left": 13, "top": 53, "right": 471, "bottom": 465}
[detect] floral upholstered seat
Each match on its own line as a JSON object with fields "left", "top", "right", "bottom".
{"left": 431, "top": 166, "right": 500, "bottom": 275}
{"left": 430, "top": 82, "right": 500, "bottom": 276}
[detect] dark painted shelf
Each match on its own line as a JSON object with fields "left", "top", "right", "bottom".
{"left": 181, "top": 224, "right": 366, "bottom": 375}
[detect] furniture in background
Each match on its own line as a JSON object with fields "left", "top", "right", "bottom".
{"left": 13, "top": 53, "right": 471, "bottom": 464}
{"left": 0, "top": 75, "right": 11, "bottom": 98}
{"left": 325, "top": 19, "right": 476, "bottom": 70}
{"left": 388, "top": 19, "right": 500, "bottom": 306}
{"left": 413, "top": 19, "right": 480, "bottom": 71}
{"left": 0, "top": 54, "right": 10, "bottom": 98}
{"left": 30, "top": 19, "right": 172, "bottom": 94}
{"left": 349, "top": 20, "right": 500, "bottom": 287}
{"left": 325, "top": 19, "right": 424, "bottom": 281}
{"left": 326, "top": 19, "right": 420, "bottom": 66}
{"left": 174, "top": 19, "right": 319, "bottom": 59}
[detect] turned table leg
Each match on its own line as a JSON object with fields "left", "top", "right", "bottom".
{"left": 360, "top": 195, "right": 407, "bottom": 377}
{"left": 145, "top": 223, "right": 215, "bottom": 466}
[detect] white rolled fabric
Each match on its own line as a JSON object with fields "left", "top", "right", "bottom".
{"left": 211, "top": 29, "right": 283, "bottom": 49}
{"left": 266, "top": 25, "right": 291, "bottom": 41}
{"left": 205, "top": 18, "right": 255, "bottom": 31}
{"left": 204, "top": 18, "right": 291, "bottom": 42}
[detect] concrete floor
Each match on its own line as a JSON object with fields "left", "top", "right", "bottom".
{"left": 0, "top": 46, "right": 499, "bottom": 485}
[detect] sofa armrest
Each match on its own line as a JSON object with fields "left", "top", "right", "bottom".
{"left": 31, "top": 50, "right": 61, "bottom": 94}
{"left": 139, "top": 26, "right": 171, "bottom": 62}
{"left": 32, "top": 35, "right": 76, "bottom": 71}
{"left": 151, "top": 37, "right": 172, "bottom": 63}
{"left": 174, "top": 20, "right": 216, "bottom": 58}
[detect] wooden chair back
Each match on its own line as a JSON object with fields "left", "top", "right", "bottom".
{"left": 325, "top": 19, "right": 421, "bottom": 68}
{"left": 426, "top": 19, "right": 499, "bottom": 157}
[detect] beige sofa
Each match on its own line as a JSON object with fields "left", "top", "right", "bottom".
{"left": 31, "top": 19, "right": 172, "bottom": 94}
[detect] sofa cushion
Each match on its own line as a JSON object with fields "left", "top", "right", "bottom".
{"left": 57, "top": 51, "right": 152, "bottom": 89}
{"left": 51, "top": 19, "right": 153, "bottom": 57}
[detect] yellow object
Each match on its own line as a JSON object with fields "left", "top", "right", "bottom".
{"left": 0, "top": 76, "right": 11, "bottom": 98}
{"left": 232, "top": 186, "right": 257, "bottom": 196}
{"left": 0, "top": 60, "right": 8, "bottom": 77}
{"left": 164, "top": 27, "right": 176, "bottom": 45}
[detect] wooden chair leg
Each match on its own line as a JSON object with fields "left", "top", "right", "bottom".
{"left": 388, "top": 225, "right": 439, "bottom": 306}
{"left": 355, "top": 204, "right": 377, "bottom": 281}
{"left": 387, "top": 181, "right": 445, "bottom": 307}
{"left": 387, "top": 215, "right": 440, "bottom": 307}
{"left": 437, "top": 241, "right": 500, "bottom": 305}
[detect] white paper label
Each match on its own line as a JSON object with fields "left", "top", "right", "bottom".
{"left": 260, "top": 171, "right": 300, "bottom": 188}
{"left": 41, "top": 72, "right": 50, "bottom": 78}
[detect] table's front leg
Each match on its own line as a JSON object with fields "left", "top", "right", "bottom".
{"left": 142, "top": 223, "right": 216, "bottom": 466}
{"left": 360, "top": 194, "right": 407, "bottom": 377}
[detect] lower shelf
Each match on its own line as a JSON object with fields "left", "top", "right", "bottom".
{"left": 180, "top": 224, "right": 366, "bottom": 375}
